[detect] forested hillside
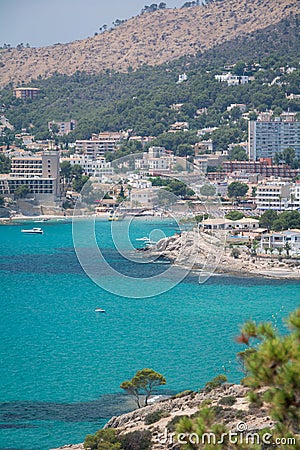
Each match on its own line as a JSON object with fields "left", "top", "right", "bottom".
{"left": 1, "top": 15, "right": 299, "bottom": 153}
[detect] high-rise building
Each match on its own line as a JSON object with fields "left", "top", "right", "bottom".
{"left": 248, "top": 113, "right": 300, "bottom": 160}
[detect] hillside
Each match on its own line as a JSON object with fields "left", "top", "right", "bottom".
{"left": 1, "top": 12, "right": 299, "bottom": 142}
{"left": 0, "top": 0, "right": 299, "bottom": 87}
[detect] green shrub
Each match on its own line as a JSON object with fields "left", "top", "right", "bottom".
{"left": 204, "top": 374, "right": 227, "bottom": 392}
{"left": 172, "top": 389, "right": 194, "bottom": 399}
{"left": 200, "top": 399, "right": 212, "bottom": 407}
{"left": 234, "top": 409, "right": 247, "bottom": 420}
{"left": 84, "top": 428, "right": 121, "bottom": 450}
{"left": 248, "top": 391, "right": 263, "bottom": 407}
{"left": 144, "top": 409, "right": 169, "bottom": 425}
{"left": 166, "top": 415, "right": 187, "bottom": 432}
{"left": 120, "top": 430, "right": 152, "bottom": 450}
{"left": 218, "top": 395, "right": 236, "bottom": 406}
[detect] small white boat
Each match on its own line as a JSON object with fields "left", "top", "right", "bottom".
{"left": 35, "top": 218, "right": 49, "bottom": 223}
{"left": 136, "top": 236, "right": 151, "bottom": 241}
{"left": 21, "top": 227, "right": 44, "bottom": 234}
{"left": 95, "top": 308, "right": 106, "bottom": 313}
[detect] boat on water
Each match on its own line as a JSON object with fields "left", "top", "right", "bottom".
{"left": 95, "top": 308, "right": 106, "bottom": 313}
{"left": 21, "top": 227, "right": 44, "bottom": 234}
{"left": 108, "top": 214, "right": 123, "bottom": 221}
{"left": 136, "top": 236, "right": 151, "bottom": 241}
{"left": 34, "top": 218, "right": 49, "bottom": 223}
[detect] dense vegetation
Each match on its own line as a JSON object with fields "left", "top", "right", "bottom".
{"left": 259, "top": 210, "right": 300, "bottom": 231}
{"left": 175, "top": 308, "right": 300, "bottom": 449}
{"left": 0, "top": 154, "right": 11, "bottom": 173}
{"left": 1, "top": 15, "right": 299, "bottom": 156}
{"left": 84, "top": 428, "right": 152, "bottom": 450}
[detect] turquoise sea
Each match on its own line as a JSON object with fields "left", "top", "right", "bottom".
{"left": 0, "top": 219, "right": 299, "bottom": 450}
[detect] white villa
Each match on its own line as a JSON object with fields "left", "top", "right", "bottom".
{"left": 260, "top": 229, "right": 300, "bottom": 255}
{"left": 202, "top": 217, "right": 259, "bottom": 231}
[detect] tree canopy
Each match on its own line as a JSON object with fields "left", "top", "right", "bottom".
{"left": 259, "top": 210, "right": 300, "bottom": 231}
{"left": 227, "top": 181, "right": 248, "bottom": 199}
{"left": 14, "top": 185, "right": 31, "bottom": 199}
{"left": 120, "top": 368, "right": 166, "bottom": 408}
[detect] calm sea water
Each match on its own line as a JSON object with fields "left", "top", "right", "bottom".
{"left": 0, "top": 219, "right": 299, "bottom": 450}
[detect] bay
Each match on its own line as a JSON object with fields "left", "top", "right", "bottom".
{"left": 0, "top": 220, "right": 299, "bottom": 450}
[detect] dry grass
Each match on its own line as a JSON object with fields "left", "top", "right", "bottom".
{"left": 0, "top": 0, "right": 299, "bottom": 87}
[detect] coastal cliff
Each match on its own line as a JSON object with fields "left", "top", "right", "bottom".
{"left": 52, "top": 384, "right": 275, "bottom": 450}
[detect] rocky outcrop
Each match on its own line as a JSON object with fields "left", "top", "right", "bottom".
{"left": 52, "top": 384, "right": 277, "bottom": 450}
{"left": 0, "top": 0, "right": 299, "bottom": 87}
{"left": 145, "top": 230, "right": 300, "bottom": 279}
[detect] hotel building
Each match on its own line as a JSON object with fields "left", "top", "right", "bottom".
{"left": 0, "top": 151, "right": 60, "bottom": 200}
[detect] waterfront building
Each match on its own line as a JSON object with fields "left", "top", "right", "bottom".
{"left": 130, "top": 187, "right": 158, "bottom": 209}
{"left": 0, "top": 151, "right": 60, "bottom": 200}
{"left": 260, "top": 230, "right": 300, "bottom": 255}
{"left": 202, "top": 217, "right": 259, "bottom": 230}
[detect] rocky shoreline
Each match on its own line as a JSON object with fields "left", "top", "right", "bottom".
{"left": 141, "top": 230, "right": 300, "bottom": 280}
{"left": 51, "top": 384, "right": 276, "bottom": 450}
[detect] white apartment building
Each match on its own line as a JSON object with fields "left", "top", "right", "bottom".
{"left": 127, "top": 174, "right": 152, "bottom": 190}
{"left": 248, "top": 112, "right": 300, "bottom": 160}
{"left": 130, "top": 187, "right": 157, "bottom": 209}
{"left": 289, "top": 181, "right": 300, "bottom": 209}
{"left": 135, "top": 147, "right": 176, "bottom": 174}
{"left": 256, "top": 182, "right": 291, "bottom": 210}
{"left": 0, "top": 151, "right": 60, "bottom": 199}
{"left": 215, "top": 73, "right": 249, "bottom": 85}
{"left": 61, "top": 155, "right": 113, "bottom": 179}
{"left": 75, "top": 132, "right": 125, "bottom": 158}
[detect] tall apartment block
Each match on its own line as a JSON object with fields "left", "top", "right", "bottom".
{"left": 248, "top": 112, "right": 300, "bottom": 160}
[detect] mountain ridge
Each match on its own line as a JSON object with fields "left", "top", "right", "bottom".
{"left": 0, "top": 0, "right": 299, "bottom": 88}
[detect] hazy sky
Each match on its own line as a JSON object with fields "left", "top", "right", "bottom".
{"left": 0, "top": 0, "right": 187, "bottom": 48}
